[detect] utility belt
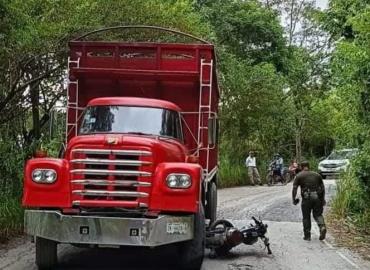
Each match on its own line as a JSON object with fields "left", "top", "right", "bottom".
{"left": 302, "top": 190, "right": 319, "bottom": 200}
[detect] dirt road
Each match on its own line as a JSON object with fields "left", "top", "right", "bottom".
{"left": 1, "top": 180, "right": 369, "bottom": 270}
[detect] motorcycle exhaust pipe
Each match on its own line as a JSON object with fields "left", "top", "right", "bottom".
{"left": 206, "top": 227, "right": 243, "bottom": 247}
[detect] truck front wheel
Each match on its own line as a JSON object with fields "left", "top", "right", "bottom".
{"left": 205, "top": 182, "right": 217, "bottom": 224}
{"left": 35, "top": 237, "right": 57, "bottom": 270}
{"left": 178, "top": 206, "right": 205, "bottom": 270}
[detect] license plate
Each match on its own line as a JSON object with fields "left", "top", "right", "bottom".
{"left": 166, "top": 222, "right": 188, "bottom": 235}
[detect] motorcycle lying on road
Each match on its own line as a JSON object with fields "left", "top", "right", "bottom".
{"left": 206, "top": 217, "right": 272, "bottom": 257}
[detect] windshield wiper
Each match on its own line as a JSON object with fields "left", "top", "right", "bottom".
{"left": 125, "top": 132, "right": 178, "bottom": 142}
{"left": 125, "top": 132, "right": 155, "bottom": 136}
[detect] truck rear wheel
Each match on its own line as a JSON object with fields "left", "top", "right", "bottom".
{"left": 205, "top": 182, "right": 217, "bottom": 224}
{"left": 35, "top": 237, "right": 57, "bottom": 270}
{"left": 178, "top": 206, "right": 205, "bottom": 270}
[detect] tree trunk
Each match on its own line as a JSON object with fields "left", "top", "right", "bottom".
{"left": 295, "top": 117, "right": 302, "bottom": 163}
{"left": 30, "top": 81, "right": 40, "bottom": 141}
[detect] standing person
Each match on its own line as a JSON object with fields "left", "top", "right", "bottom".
{"left": 275, "top": 153, "right": 284, "bottom": 176}
{"left": 292, "top": 161, "right": 327, "bottom": 241}
{"left": 289, "top": 159, "right": 299, "bottom": 175}
{"left": 268, "top": 153, "right": 284, "bottom": 185}
{"left": 245, "top": 151, "right": 262, "bottom": 185}
{"left": 288, "top": 159, "right": 300, "bottom": 181}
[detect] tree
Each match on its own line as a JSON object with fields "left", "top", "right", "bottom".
{"left": 270, "top": 0, "right": 331, "bottom": 161}
{"left": 0, "top": 0, "right": 212, "bottom": 193}
{"left": 320, "top": 0, "right": 370, "bottom": 229}
{"left": 199, "top": 0, "right": 287, "bottom": 71}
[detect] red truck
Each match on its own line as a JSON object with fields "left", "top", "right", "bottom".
{"left": 22, "top": 26, "right": 219, "bottom": 270}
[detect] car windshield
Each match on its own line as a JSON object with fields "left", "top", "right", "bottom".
{"left": 79, "top": 105, "right": 182, "bottom": 140}
{"left": 327, "top": 150, "right": 357, "bottom": 160}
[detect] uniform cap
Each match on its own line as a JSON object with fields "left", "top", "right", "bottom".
{"left": 301, "top": 161, "right": 310, "bottom": 167}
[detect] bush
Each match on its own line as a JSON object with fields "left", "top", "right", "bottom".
{"left": 219, "top": 154, "right": 271, "bottom": 188}
{"left": 0, "top": 195, "right": 24, "bottom": 242}
{"left": 332, "top": 148, "right": 370, "bottom": 232}
{"left": 219, "top": 157, "right": 247, "bottom": 188}
{"left": 352, "top": 144, "right": 370, "bottom": 196}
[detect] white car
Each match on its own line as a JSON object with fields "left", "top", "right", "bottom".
{"left": 318, "top": 148, "right": 358, "bottom": 179}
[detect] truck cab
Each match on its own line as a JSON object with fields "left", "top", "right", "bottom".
{"left": 22, "top": 26, "right": 219, "bottom": 270}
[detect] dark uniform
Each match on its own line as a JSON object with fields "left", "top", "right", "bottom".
{"left": 292, "top": 170, "right": 326, "bottom": 240}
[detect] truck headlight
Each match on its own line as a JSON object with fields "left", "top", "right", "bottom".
{"left": 166, "top": 174, "right": 191, "bottom": 189}
{"left": 32, "top": 170, "right": 43, "bottom": 182}
{"left": 32, "top": 169, "right": 57, "bottom": 184}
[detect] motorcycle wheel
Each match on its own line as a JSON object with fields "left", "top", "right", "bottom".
{"left": 209, "top": 220, "right": 234, "bottom": 256}
{"left": 283, "top": 172, "right": 291, "bottom": 184}
{"left": 280, "top": 174, "right": 287, "bottom": 185}
{"left": 266, "top": 174, "right": 273, "bottom": 186}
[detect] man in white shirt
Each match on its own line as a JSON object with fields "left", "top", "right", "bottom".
{"left": 245, "top": 151, "right": 261, "bottom": 185}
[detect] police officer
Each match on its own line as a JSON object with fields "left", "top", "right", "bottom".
{"left": 292, "top": 161, "right": 327, "bottom": 241}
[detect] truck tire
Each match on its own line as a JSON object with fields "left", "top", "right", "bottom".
{"left": 36, "top": 237, "right": 57, "bottom": 270}
{"left": 178, "top": 206, "right": 205, "bottom": 270}
{"left": 205, "top": 182, "right": 217, "bottom": 224}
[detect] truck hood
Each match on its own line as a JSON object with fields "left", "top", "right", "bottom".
{"left": 65, "top": 134, "right": 187, "bottom": 163}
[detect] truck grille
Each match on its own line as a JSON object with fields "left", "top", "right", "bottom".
{"left": 70, "top": 148, "right": 153, "bottom": 208}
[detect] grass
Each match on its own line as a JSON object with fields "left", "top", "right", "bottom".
{"left": 331, "top": 169, "right": 369, "bottom": 228}
{"left": 329, "top": 168, "right": 370, "bottom": 259}
{"left": 219, "top": 157, "right": 269, "bottom": 188}
{"left": 327, "top": 212, "right": 370, "bottom": 260}
{"left": 0, "top": 194, "right": 24, "bottom": 243}
{"left": 219, "top": 161, "right": 247, "bottom": 188}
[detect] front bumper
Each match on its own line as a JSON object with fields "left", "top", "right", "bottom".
{"left": 319, "top": 171, "right": 340, "bottom": 177}
{"left": 318, "top": 167, "right": 345, "bottom": 177}
{"left": 24, "top": 210, "right": 194, "bottom": 247}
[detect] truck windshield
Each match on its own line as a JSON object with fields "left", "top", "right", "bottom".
{"left": 327, "top": 149, "right": 358, "bottom": 160}
{"left": 79, "top": 106, "right": 182, "bottom": 140}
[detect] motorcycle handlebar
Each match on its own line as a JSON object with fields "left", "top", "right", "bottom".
{"left": 252, "top": 216, "right": 261, "bottom": 224}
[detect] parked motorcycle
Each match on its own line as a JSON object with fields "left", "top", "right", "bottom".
{"left": 266, "top": 164, "right": 289, "bottom": 185}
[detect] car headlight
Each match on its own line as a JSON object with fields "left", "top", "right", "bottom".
{"left": 166, "top": 173, "right": 191, "bottom": 189}
{"left": 32, "top": 169, "right": 57, "bottom": 184}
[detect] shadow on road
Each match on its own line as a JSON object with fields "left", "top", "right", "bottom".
{"left": 55, "top": 245, "right": 271, "bottom": 269}
{"left": 213, "top": 250, "right": 272, "bottom": 260}
{"left": 55, "top": 246, "right": 178, "bottom": 270}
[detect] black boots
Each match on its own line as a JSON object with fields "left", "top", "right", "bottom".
{"left": 303, "top": 227, "right": 326, "bottom": 241}
{"left": 303, "top": 233, "right": 311, "bottom": 241}
{"left": 319, "top": 227, "right": 327, "bottom": 241}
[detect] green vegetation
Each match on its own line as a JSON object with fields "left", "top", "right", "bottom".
{"left": 321, "top": 0, "right": 370, "bottom": 232}
{"left": 0, "top": 196, "right": 23, "bottom": 242}
{"left": 332, "top": 151, "right": 370, "bottom": 232}
{"left": 0, "top": 0, "right": 369, "bottom": 239}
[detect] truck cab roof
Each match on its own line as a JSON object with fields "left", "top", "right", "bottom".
{"left": 87, "top": 97, "right": 182, "bottom": 112}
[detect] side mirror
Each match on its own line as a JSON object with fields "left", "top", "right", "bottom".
{"left": 208, "top": 117, "right": 217, "bottom": 145}
{"left": 49, "top": 107, "right": 66, "bottom": 139}
{"left": 319, "top": 156, "right": 326, "bottom": 161}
